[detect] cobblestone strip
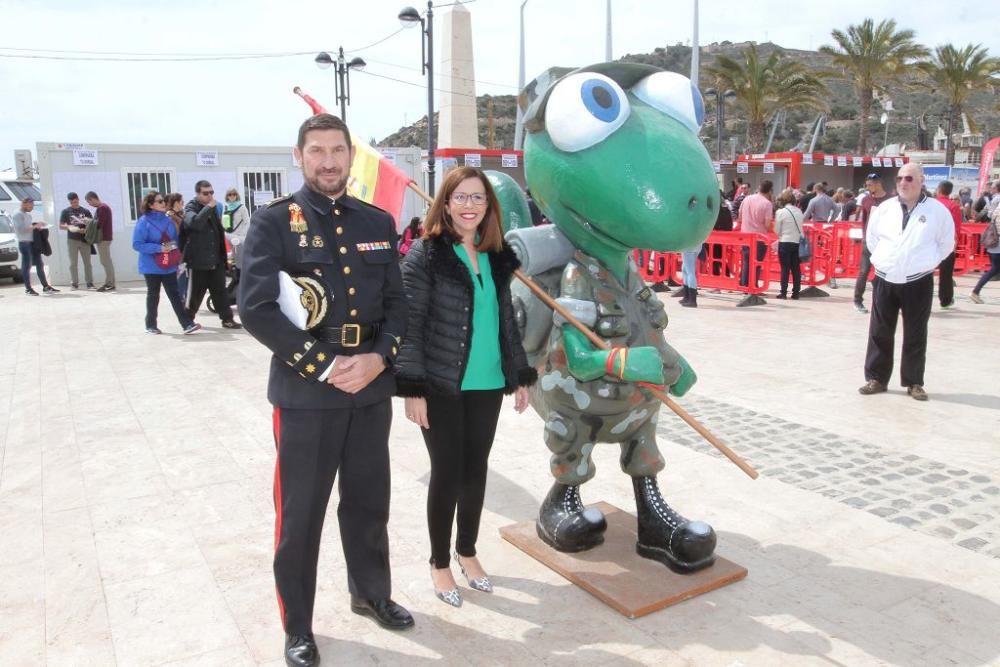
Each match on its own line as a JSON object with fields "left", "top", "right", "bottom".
{"left": 656, "top": 395, "right": 1000, "bottom": 559}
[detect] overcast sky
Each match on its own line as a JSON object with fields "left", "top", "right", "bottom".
{"left": 1, "top": 0, "right": 993, "bottom": 171}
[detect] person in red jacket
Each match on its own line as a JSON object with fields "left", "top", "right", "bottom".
{"left": 934, "top": 180, "right": 963, "bottom": 309}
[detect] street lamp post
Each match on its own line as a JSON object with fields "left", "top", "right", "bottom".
{"left": 315, "top": 47, "right": 366, "bottom": 121}
{"left": 513, "top": 0, "right": 530, "bottom": 151}
{"left": 704, "top": 88, "right": 736, "bottom": 161}
{"left": 399, "top": 3, "right": 436, "bottom": 194}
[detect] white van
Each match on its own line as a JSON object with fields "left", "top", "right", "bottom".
{"left": 0, "top": 173, "right": 43, "bottom": 282}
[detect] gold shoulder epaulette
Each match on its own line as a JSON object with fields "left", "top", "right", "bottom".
{"left": 266, "top": 194, "right": 294, "bottom": 208}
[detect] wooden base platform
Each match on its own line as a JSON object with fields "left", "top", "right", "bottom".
{"left": 499, "top": 502, "right": 747, "bottom": 618}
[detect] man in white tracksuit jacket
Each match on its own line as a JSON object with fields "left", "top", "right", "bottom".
{"left": 858, "top": 163, "right": 954, "bottom": 401}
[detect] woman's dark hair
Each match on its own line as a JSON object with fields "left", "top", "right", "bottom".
{"left": 407, "top": 216, "right": 422, "bottom": 233}
{"left": 139, "top": 190, "right": 162, "bottom": 214}
{"left": 423, "top": 167, "right": 503, "bottom": 252}
{"left": 164, "top": 193, "right": 185, "bottom": 210}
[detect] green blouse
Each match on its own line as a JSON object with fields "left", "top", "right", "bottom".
{"left": 453, "top": 244, "right": 506, "bottom": 391}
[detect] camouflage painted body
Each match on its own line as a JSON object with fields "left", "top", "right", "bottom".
{"left": 529, "top": 250, "right": 685, "bottom": 484}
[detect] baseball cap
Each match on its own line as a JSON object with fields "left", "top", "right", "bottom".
{"left": 865, "top": 172, "right": 881, "bottom": 180}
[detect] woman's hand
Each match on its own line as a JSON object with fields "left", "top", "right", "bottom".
{"left": 404, "top": 397, "right": 429, "bottom": 429}
{"left": 514, "top": 386, "right": 530, "bottom": 413}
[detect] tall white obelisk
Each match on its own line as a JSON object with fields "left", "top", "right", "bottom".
{"left": 438, "top": 2, "right": 480, "bottom": 148}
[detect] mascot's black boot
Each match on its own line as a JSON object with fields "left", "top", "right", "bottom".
{"left": 632, "top": 476, "right": 716, "bottom": 573}
{"left": 536, "top": 482, "right": 607, "bottom": 552}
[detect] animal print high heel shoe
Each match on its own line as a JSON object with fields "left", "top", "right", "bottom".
{"left": 454, "top": 552, "right": 493, "bottom": 593}
{"left": 431, "top": 566, "right": 462, "bottom": 607}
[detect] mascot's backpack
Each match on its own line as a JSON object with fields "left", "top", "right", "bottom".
{"left": 487, "top": 170, "right": 572, "bottom": 364}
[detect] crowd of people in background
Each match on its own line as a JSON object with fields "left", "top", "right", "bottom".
{"left": 715, "top": 173, "right": 1000, "bottom": 308}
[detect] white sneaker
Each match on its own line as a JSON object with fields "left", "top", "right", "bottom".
{"left": 970, "top": 292, "right": 984, "bottom": 304}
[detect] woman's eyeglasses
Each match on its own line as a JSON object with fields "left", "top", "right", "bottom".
{"left": 153, "top": 198, "right": 164, "bottom": 203}
{"left": 895, "top": 175, "right": 915, "bottom": 183}
{"left": 450, "top": 193, "right": 488, "bottom": 206}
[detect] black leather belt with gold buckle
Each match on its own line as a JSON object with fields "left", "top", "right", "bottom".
{"left": 312, "top": 324, "right": 375, "bottom": 347}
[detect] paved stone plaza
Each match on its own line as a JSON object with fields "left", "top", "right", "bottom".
{"left": 1, "top": 274, "right": 998, "bottom": 666}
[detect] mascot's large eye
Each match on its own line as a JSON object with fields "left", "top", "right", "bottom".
{"left": 632, "top": 71, "right": 705, "bottom": 133}
{"left": 545, "top": 72, "right": 630, "bottom": 152}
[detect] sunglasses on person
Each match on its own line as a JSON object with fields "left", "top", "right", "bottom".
{"left": 895, "top": 175, "right": 915, "bottom": 183}
{"left": 450, "top": 192, "right": 488, "bottom": 206}
{"left": 199, "top": 190, "right": 215, "bottom": 196}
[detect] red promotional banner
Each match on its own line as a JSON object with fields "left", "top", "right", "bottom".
{"left": 978, "top": 136, "right": 1000, "bottom": 197}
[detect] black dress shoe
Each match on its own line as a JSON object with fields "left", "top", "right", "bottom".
{"left": 284, "top": 633, "right": 320, "bottom": 667}
{"left": 350, "top": 597, "right": 414, "bottom": 630}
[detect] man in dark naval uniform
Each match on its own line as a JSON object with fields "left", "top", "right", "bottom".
{"left": 238, "top": 113, "right": 411, "bottom": 667}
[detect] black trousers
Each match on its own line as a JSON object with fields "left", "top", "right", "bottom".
{"left": 777, "top": 241, "right": 801, "bottom": 296}
{"left": 854, "top": 246, "right": 873, "bottom": 305}
{"left": 739, "top": 241, "right": 767, "bottom": 287}
{"left": 864, "top": 275, "right": 934, "bottom": 387}
{"left": 937, "top": 251, "right": 956, "bottom": 306}
{"left": 143, "top": 272, "right": 193, "bottom": 330}
{"left": 272, "top": 402, "right": 392, "bottom": 635}
{"left": 422, "top": 390, "right": 504, "bottom": 569}
{"left": 186, "top": 264, "right": 233, "bottom": 321}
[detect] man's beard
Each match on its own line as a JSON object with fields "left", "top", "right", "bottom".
{"left": 305, "top": 169, "right": 349, "bottom": 198}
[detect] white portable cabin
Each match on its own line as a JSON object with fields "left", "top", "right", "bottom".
{"left": 35, "top": 141, "right": 424, "bottom": 284}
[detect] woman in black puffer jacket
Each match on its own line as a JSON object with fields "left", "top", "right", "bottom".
{"left": 396, "top": 167, "right": 536, "bottom": 608}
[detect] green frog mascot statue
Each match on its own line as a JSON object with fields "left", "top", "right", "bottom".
{"left": 489, "top": 63, "right": 721, "bottom": 573}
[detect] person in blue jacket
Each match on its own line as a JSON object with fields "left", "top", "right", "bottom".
{"left": 132, "top": 191, "right": 202, "bottom": 335}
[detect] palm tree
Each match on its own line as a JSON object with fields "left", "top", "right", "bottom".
{"left": 704, "top": 44, "right": 830, "bottom": 152}
{"left": 921, "top": 44, "right": 1000, "bottom": 165}
{"left": 820, "top": 19, "right": 929, "bottom": 155}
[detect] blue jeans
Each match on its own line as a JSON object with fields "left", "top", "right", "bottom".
{"left": 18, "top": 241, "right": 49, "bottom": 289}
{"left": 973, "top": 253, "right": 1000, "bottom": 294}
{"left": 681, "top": 250, "right": 699, "bottom": 288}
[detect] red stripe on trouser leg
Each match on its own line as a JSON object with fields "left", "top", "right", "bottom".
{"left": 272, "top": 406, "right": 287, "bottom": 630}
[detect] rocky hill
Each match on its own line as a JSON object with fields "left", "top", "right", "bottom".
{"left": 378, "top": 41, "right": 999, "bottom": 156}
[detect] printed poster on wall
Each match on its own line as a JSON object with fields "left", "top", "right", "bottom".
{"left": 196, "top": 151, "right": 219, "bottom": 167}
{"left": 872, "top": 157, "right": 883, "bottom": 167}
{"left": 823, "top": 155, "right": 834, "bottom": 166}
{"left": 464, "top": 153, "right": 482, "bottom": 167}
{"left": 837, "top": 156, "right": 848, "bottom": 167}
{"left": 801, "top": 154, "right": 814, "bottom": 165}
{"left": 763, "top": 163, "right": 775, "bottom": 174}
{"left": 852, "top": 156, "right": 864, "bottom": 167}
{"left": 73, "top": 149, "right": 99, "bottom": 166}
{"left": 894, "top": 158, "right": 905, "bottom": 167}
{"left": 501, "top": 154, "right": 518, "bottom": 168}
{"left": 736, "top": 162, "right": 749, "bottom": 174}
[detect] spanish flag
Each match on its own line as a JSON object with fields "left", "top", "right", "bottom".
{"left": 293, "top": 86, "right": 414, "bottom": 226}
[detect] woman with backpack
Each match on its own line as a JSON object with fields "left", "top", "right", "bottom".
{"left": 132, "top": 191, "right": 201, "bottom": 334}
{"left": 970, "top": 205, "right": 1000, "bottom": 304}
{"left": 223, "top": 188, "right": 251, "bottom": 275}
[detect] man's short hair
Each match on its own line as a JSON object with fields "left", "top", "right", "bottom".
{"left": 865, "top": 172, "right": 881, "bottom": 182}
{"left": 297, "top": 113, "right": 352, "bottom": 150}
{"left": 759, "top": 180, "right": 774, "bottom": 195}
{"left": 195, "top": 180, "right": 212, "bottom": 194}
{"left": 937, "top": 180, "right": 954, "bottom": 196}
{"left": 67, "top": 192, "right": 78, "bottom": 201}
{"left": 84, "top": 191, "right": 98, "bottom": 201}
{"left": 22, "top": 197, "right": 33, "bottom": 204}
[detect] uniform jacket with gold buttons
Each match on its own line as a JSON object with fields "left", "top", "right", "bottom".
{"left": 238, "top": 185, "right": 407, "bottom": 409}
